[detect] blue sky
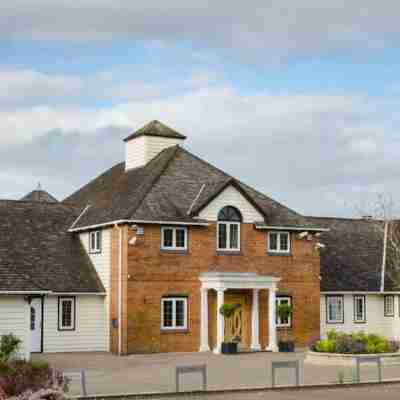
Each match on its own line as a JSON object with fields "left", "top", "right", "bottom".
{"left": 1, "top": 1, "right": 400, "bottom": 217}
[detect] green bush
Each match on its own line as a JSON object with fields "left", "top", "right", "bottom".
{"left": 312, "top": 330, "right": 398, "bottom": 354}
{"left": 0, "top": 334, "right": 21, "bottom": 362}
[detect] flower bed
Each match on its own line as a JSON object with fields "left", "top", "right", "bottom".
{"left": 311, "top": 330, "right": 400, "bottom": 355}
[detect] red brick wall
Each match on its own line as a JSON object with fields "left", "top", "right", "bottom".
{"left": 111, "top": 223, "right": 320, "bottom": 354}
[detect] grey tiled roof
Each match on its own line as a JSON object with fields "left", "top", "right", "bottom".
{"left": 123, "top": 120, "right": 187, "bottom": 142}
{"left": 308, "top": 217, "right": 388, "bottom": 292}
{"left": 0, "top": 200, "right": 105, "bottom": 293}
{"left": 21, "top": 190, "right": 58, "bottom": 203}
{"left": 65, "top": 145, "right": 318, "bottom": 230}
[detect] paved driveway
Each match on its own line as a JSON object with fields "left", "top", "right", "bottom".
{"left": 33, "top": 352, "right": 400, "bottom": 397}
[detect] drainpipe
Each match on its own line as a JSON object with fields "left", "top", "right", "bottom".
{"left": 380, "top": 220, "right": 389, "bottom": 293}
{"left": 115, "top": 223, "right": 123, "bottom": 356}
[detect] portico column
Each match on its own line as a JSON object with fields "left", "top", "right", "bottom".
{"left": 251, "top": 289, "right": 261, "bottom": 351}
{"left": 214, "top": 288, "right": 225, "bottom": 354}
{"left": 266, "top": 284, "right": 278, "bottom": 352}
{"left": 199, "top": 288, "right": 210, "bottom": 352}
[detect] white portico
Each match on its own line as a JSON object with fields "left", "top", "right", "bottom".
{"left": 199, "top": 272, "right": 281, "bottom": 354}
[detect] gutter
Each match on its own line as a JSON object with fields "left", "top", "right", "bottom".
{"left": 0, "top": 291, "right": 52, "bottom": 295}
{"left": 255, "top": 225, "right": 329, "bottom": 232}
{"left": 68, "top": 219, "right": 209, "bottom": 233}
{"left": 380, "top": 220, "right": 389, "bottom": 293}
{"left": 115, "top": 223, "right": 123, "bottom": 356}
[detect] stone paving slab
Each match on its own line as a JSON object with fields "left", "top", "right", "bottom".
{"left": 32, "top": 352, "right": 400, "bottom": 397}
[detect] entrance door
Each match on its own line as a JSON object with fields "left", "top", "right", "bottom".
{"left": 224, "top": 292, "right": 250, "bottom": 349}
{"left": 30, "top": 298, "right": 43, "bottom": 353}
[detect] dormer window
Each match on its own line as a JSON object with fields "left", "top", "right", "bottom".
{"left": 217, "top": 206, "right": 242, "bottom": 252}
{"left": 89, "top": 230, "right": 102, "bottom": 254}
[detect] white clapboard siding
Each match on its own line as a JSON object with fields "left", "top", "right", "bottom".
{"left": 0, "top": 296, "right": 29, "bottom": 359}
{"left": 198, "top": 185, "right": 264, "bottom": 223}
{"left": 320, "top": 294, "right": 400, "bottom": 340}
{"left": 80, "top": 229, "right": 111, "bottom": 351}
{"left": 43, "top": 295, "right": 108, "bottom": 353}
{"left": 125, "top": 135, "right": 183, "bottom": 170}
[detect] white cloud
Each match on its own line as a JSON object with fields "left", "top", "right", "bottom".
{"left": 0, "top": 81, "right": 400, "bottom": 217}
{"left": 1, "top": 1, "right": 400, "bottom": 60}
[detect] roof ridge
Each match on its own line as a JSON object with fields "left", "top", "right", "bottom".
{"left": 123, "top": 145, "right": 180, "bottom": 219}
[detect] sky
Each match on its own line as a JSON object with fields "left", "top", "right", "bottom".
{"left": 1, "top": 1, "right": 400, "bottom": 217}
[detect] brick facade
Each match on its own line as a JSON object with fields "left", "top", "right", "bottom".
{"left": 110, "top": 223, "right": 321, "bottom": 354}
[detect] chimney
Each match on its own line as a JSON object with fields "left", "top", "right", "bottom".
{"left": 123, "top": 120, "right": 186, "bottom": 171}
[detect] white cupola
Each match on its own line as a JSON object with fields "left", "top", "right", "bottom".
{"left": 124, "top": 120, "right": 186, "bottom": 171}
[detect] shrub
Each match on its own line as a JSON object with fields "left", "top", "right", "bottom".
{"left": 313, "top": 330, "right": 397, "bottom": 355}
{"left": 0, "top": 359, "right": 68, "bottom": 397}
{"left": 0, "top": 334, "right": 21, "bottom": 362}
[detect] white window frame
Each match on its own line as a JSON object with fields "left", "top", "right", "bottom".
{"left": 276, "top": 296, "right": 292, "bottom": 328}
{"left": 58, "top": 297, "right": 76, "bottom": 331}
{"left": 384, "top": 295, "right": 395, "bottom": 317}
{"left": 354, "top": 295, "right": 366, "bottom": 323}
{"left": 161, "top": 227, "right": 187, "bottom": 251}
{"left": 161, "top": 297, "right": 188, "bottom": 330}
{"left": 268, "top": 231, "right": 290, "bottom": 254}
{"left": 89, "top": 230, "right": 102, "bottom": 254}
{"left": 217, "top": 222, "right": 241, "bottom": 252}
{"left": 326, "top": 295, "right": 344, "bottom": 324}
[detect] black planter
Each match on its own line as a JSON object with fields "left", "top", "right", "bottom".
{"left": 278, "top": 341, "right": 295, "bottom": 352}
{"left": 221, "top": 342, "right": 238, "bottom": 354}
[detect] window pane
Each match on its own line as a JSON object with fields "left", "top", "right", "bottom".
{"left": 176, "top": 229, "right": 186, "bottom": 248}
{"left": 269, "top": 233, "right": 278, "bottom": 251}
{"left": 96, "top": 231, "right": 101, "bottom": 251}
{"left": 163, "top": 300, "right": 173, "bottom": 327}
{"left": 218, "top": 224, "right": 227, "bottom": 249}
{"left": 229, "top": 224, "right": 239, "bottom": 249}
{"left": 175, "top": 300, "right": 185, "bottom": 327}
{"left": 62, "top": 301, "right": 72, "bottom": 327}
{"left": 328, "top": 297, "right": 342, "bottom": 321}
{"left": 163, "top": 229, "right": 173, "bottom": 248}
{"left": 90, "top": 232, "right": 95, "bottom": 250}
{"left": 356, "top": 297, "right": 364, "bottom": 321}
{"left": 279, "top": 233, "right": 289, "bottom": 251}
{"left": 385, "top": 296, "right": 394, "bottom": 315}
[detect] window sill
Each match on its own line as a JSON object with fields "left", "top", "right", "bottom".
{"left": 89, "top": 250, "right": 102, "bottom": 255}
{"left": 216, "top": 251, "right": 242, "bottom": 256}
{"left": 326, "top": 321, "right": 344, "bottom": 324}
{"left": 161, "top": 329, "right": 189, "bottom": 334}
{"left": 354, "top": 320, "right": 367, "bottom": 324}
{"left": 267, "top": 251, "right": 292, "bottom": 257}
{"left": 160, "top": 249, "right": 188, "bottom": 255}
{"left": 277, "top": 326, "right": 292, "bottom": 330}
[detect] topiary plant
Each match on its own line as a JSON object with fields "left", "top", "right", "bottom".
{"left": 219, "top": 303, "right": 240, "bottom": 318}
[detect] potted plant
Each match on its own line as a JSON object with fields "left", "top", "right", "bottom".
{"left": 219, "top": 303, "right": 241, "bottom": 354}
{"left": 277, "top": 303, "right": 295, "bottom": 352}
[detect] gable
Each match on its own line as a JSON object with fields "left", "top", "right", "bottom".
{"left": 198, "top": 185, "right": 264, "bottom": 223}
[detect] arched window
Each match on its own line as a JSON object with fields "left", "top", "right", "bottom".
{"left": 217, "top": 206, "right": 242, "bottom": 251}
{"left": 218, "top": 206, "right": 242, "bottom": 222}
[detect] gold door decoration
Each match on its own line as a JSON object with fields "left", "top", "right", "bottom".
{"left": 225, "top": 304, "right": 243, "bottom": 343}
